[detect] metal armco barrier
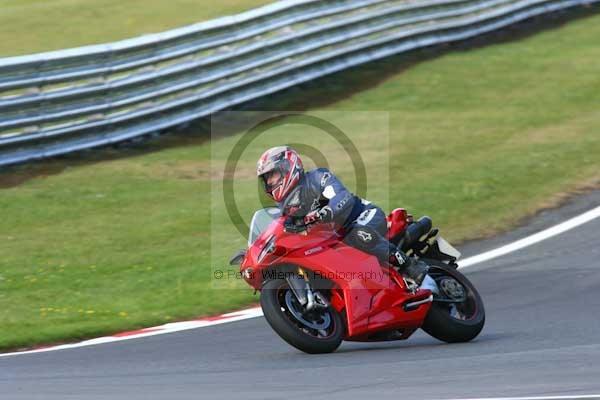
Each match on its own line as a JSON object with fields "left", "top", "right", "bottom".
{"left": 0, "top": 0, "right": 596, "bottom": 166}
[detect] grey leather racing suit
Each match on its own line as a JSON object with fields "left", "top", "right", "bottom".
{"left": 278, "top": 168, "right": 396, "bottom": 265}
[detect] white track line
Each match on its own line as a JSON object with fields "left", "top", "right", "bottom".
{"left": 0, "top": 307, "right": 264, "bottom": 358}
{"left": 458, "top": 205, "right": 600, "bottom": 269}
{"left": 443, "top": 394, "right": 600, "bottom": 400}
{"left": 2, "top": 205, "right": 599, "bottom": 358}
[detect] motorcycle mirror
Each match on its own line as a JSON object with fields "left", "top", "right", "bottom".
{"left": 229, "top": 249, "right": 246, "bottom": 265}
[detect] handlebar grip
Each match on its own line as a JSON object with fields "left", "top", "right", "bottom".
{"left": 284, "top": 217, "right": 311, "bottom": 233}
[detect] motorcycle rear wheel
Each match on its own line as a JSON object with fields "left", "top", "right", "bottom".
{"left": 421, "top": 263, "right": 485, "bottom": 343}
{"left": 260, "top": 278, "right": 344, "bottom": 354}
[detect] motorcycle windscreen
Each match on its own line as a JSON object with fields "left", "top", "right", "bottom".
{"left": 248, "top": 207, "right": 281, "bottom": 246}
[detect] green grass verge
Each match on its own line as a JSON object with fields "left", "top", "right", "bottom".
{"left": 0, "top": 0, "right": 273, "bottom": 57}
{"left": 1, "top": 11, "right": 600, "bottom": 350}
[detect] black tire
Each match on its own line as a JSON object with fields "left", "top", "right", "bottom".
{"left": 260, "top": 278, "right": 344, "bottom": 354}
{"left": 422, "top": 264, "right": 485, "bottom": 343}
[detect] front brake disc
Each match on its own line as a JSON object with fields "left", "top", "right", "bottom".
{"left": 439, "top": 278, "right": 466, "bottom": 300}
{"left": 285, "top": 290, "right": 331, "bottom": 330}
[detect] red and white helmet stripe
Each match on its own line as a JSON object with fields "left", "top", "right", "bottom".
{"left": 257, "top": 146, "right": 304, "bottom": 203}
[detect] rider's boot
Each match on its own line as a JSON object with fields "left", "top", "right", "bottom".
{"left": 390, "top": 250, "right": 428, "bottom": 285}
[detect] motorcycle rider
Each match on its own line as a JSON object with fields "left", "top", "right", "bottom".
{"left": 256, "top": 145, "right": 430, "bottom": 285}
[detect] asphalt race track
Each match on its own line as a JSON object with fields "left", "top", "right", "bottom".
{"left": 2, "top": 190, "right": 599, "bottom": 400}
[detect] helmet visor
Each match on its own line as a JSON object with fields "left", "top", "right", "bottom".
{"left": 260, "top": 160, "right": 290, "bottom": 196}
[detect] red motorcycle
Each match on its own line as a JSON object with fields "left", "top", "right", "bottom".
{"left": 230, "top": 206, "right": 485, "bottom": 354}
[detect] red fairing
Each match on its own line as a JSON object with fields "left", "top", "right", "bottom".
{"left": 240, "top": 214, "right": 432, "bottom": 342}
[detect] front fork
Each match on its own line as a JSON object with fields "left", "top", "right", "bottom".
{"left": 286, "top": 269, "right": 329, "bottom": 311}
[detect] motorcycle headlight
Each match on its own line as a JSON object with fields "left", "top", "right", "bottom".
{"left": 242, "top": 268, "right": 254, "bottom": 280}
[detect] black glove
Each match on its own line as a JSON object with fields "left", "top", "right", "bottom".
{"left": 284, "top": 217, "right": 307, "bottom": 233}
{"left": 303, "top": 206, "right": 333, "bottom": 225}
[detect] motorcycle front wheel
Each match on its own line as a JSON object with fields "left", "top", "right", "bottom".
{"left": 260, "top": 278, "right": 344, "bottom": 354}
{"left": 421, "top": 263, "right": 485, "bottom": 343}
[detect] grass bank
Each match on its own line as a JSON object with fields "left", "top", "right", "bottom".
{"left": 1, "top": 10, "right": 599, "bottom": 350}
{"left": 0, "top": 0, "right": 272, "bottom": 57}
